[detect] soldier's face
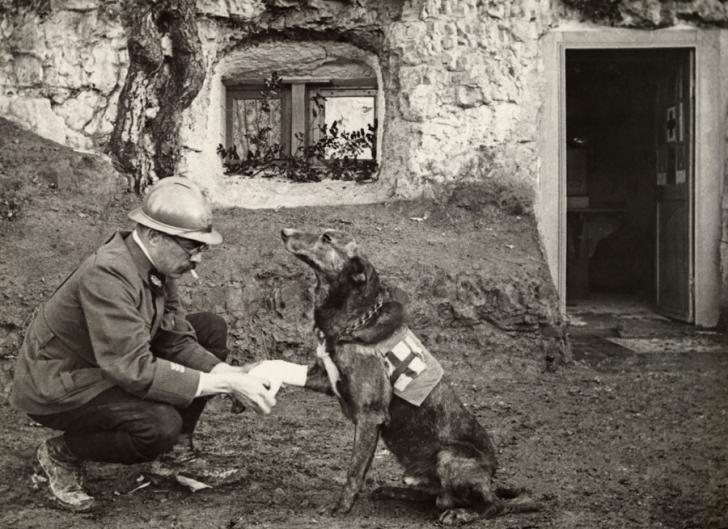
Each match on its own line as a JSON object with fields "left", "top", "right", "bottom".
{"left": 148, "top": 232, "right": 204, "bottom": 279}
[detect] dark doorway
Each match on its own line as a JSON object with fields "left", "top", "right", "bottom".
{"left": 565, "top": 48, "right": 694, "bottom": 327}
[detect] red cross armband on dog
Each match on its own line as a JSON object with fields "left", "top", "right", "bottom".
{"left": 376, "top": 328, "right": 444, "bottom": 407}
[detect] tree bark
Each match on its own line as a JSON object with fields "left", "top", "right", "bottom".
{"left": 109, "top": 0, "right": 205, "bottom": 194}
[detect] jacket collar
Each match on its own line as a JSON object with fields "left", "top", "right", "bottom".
{"left": 120, "top": 231, "right": 156, "bottom": 286}
{"left": 131, "top": 229, "right": 157, "bottom": 269}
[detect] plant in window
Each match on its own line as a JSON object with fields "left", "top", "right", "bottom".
{"left": 218, "top": 73, "right": 378, "bottom": 183}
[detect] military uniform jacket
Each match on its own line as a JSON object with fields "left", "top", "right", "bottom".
{"left": 11, "top": 232, "right": 221, "bottom": 415}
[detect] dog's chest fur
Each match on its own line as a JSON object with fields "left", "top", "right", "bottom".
{"left": 323, "top": 339, "right": 392, "bottom": 423}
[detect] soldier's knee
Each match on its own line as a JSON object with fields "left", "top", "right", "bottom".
{"left": 187, "top": 312, "right": 228, "bottom": 360}
{"left": 133, "top": 405, "right": 182, "bottom": 459}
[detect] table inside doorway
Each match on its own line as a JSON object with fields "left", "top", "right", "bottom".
{"left": 567, "top": 207, "right": 627, "bottom": 298}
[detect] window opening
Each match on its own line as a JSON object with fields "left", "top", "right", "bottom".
{"left": 219, "top": 73, "right": 378, "bottom": 183}
{"left": 226, "top": 87, "right": 288, "bottom": 161}
{"left": 309, "top": 87, "right": 377, "bottom": 160}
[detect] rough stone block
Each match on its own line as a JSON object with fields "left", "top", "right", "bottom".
{"left": 455, "top": 85, "right": 483, "bottom": 108}
{"left": 13, "top": 54, "right": 43, "bottom": 85}
{"left": 55, "top": 90, "right": 101, "bottom": 132}
{"left": 85, "top": 45, "right": 122, "bottom": 94}
{"left": 0, "top": 96, "right": 68, "bottom": 145}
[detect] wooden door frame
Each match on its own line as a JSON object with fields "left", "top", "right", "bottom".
{"left": 538, "top": 28, "right": 725, "bottom": 327}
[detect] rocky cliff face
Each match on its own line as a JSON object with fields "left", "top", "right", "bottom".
{"left": 0, "top": 2, "right": 126, "bottom": 148}
{"left": 2, "top": 0, "right": 726, "bottom": 197}
{"left": 183, "top": 0, "right": 728, "bottom": 200}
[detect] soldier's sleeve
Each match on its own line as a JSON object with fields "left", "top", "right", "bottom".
{"left": 78, "top": 262, "right": 201, "bottom": 408}
{"left": 151, "top": 279, "right": 222, "bottom": 372}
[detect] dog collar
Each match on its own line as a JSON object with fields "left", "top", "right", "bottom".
{"left": 340, "top": 293, "right": 386, "bottom": 337}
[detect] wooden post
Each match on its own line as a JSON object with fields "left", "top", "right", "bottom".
{"left": 290, "top": 83, "right": 306, "bottom": 156}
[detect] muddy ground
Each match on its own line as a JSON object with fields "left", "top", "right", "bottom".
{"left": 0, "top": 118, "right": 727, "bottom": 529}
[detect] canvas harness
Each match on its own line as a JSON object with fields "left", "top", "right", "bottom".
{"left": 314, "top": 326, "right": 443, "bottom": 407}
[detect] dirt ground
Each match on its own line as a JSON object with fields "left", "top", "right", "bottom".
{"left": 1, "top": 118, "right": 727, "bottom": 529}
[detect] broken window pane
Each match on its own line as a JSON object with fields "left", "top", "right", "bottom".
{"left": 310, "top": 88, "right": 377, "bottom": 161}
{"left": 322, "top": 95, "right": 375, "bottom": 159}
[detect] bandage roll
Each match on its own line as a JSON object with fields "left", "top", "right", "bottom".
{"left": 248, "top": 360, "right": 308, "bottom": 389}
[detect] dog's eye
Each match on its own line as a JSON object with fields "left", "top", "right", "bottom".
{"left": 321, "top": 233, "right": 333, "bottom": 244}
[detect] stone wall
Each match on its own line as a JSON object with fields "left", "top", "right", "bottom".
{"left": 0, "top": 2, "right": 127, "bottom": 149}
{"left": 382, "top": 0, "right": 550, "bottom": 199}
{"left": 3, "top": 0, "right": 727, "bottom": 199}
{"left": 0, "top": 0, "right": 551, "bottom": 202}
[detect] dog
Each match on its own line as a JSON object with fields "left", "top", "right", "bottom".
{"left": 281, "top": 227, "right": 541, "bottom": 525}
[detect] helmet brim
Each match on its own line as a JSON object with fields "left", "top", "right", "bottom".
{"left": 129, "top": 208, "right": 223, "bottom": 245}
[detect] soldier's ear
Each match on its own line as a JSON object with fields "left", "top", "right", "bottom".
{"left": 139, "top": 227, "right": 163, "bottom": 248}
{"left": 349, "top": 256, "right": 368, "bottom": 284}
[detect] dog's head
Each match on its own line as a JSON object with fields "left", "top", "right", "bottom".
{"left": 281, "top": 228, "right": 370, "bottom": 285}
{"left": 282, "top": 227, "right": 407, "bottom": 342}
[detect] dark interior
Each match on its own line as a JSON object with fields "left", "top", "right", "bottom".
{"left": 565, "top": 48, "right": 686, "bottom": 306}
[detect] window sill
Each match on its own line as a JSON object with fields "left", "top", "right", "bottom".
{"left": 208, "top": 176, "right": 392, "bottom": 209}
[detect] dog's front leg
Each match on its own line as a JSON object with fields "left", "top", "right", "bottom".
{"left": 304, "top": 361, "right": 335, "bottom": 395}
{"left": 332, "top": 416, "right": 381, "bottom": 514}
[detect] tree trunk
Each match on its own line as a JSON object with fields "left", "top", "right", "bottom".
{"left": 109, "top": 0, "right": 205, "bottom": 194}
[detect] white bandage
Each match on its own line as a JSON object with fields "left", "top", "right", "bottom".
{"left": 247, "top": 360, "right": 308, "bottom": 388}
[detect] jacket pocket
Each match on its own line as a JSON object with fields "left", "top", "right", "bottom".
{"left": 59, "top": 368, "right": 103, "bottom": 394}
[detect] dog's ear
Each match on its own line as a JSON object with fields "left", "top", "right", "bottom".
{"left": 348, "top": 256, "right": 368, "bottom": 284}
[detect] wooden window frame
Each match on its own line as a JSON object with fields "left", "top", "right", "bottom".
{"left": 225, "top": 78, "right": 378, "bottom": 160}
{"left": 307, "top": 86, "right": 378, "bottom": 159}
{"left": 225, "top": 85, "right": 291, "bottom": 156}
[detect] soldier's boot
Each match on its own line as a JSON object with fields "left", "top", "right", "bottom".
{"left": 35, "top": 436, "right": 95, "bottom": 512}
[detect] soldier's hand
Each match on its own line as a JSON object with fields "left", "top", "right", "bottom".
{"left": 226, "top": 373, "right": 277, "bottom": 415}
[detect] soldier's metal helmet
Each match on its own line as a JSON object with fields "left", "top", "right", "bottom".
{"left": 128, "top": 177, "right": 222, "bottom": 245}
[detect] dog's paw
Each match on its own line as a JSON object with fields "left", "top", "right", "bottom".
{"left": 439, "top": 508, "right": 480, "bottom": 526}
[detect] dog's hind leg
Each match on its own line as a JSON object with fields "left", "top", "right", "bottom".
{"left": 437, "top": 485, "right": 502, "bottom": 526}
{"left": 469, "top": 478, "right": 542, "bottom": 516}
{"left": 439, "top": 481, "right": 540, "bottom": 525}
{"left": 435, "top": 448, "right": 499, "bottom": 525}
{"left": 371, "top": 469, "right": 439, "bottom": 502}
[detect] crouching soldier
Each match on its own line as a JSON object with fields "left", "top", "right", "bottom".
{"left": 10, "top": 177, "right": 279, "bottom": 512}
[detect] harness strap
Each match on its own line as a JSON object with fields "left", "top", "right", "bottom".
{"left": 385, "top": 351, "right": 419, "bottom": 386}
{"left": 315, "top": 329, "right": 342, "bottom": 399}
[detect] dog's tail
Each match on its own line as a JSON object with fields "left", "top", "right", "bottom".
{"left": 499, "top": 495, "right": 542, "bottom": 514}
{"left": 493, "top": 487, "right": 542, "bottom": 515}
